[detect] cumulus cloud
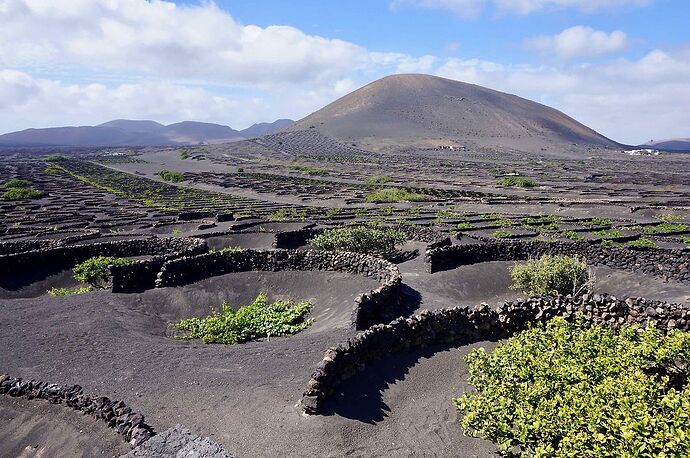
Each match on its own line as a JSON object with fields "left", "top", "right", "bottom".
{"left": 434, "top": 47, "right": 690, "bottom": 144}
{"left": 395, "top": 0, "right": 652, "bottom": 17}
{"left": 0, "top": 0, "right": 368, "bottom": 86}
{"left": 524, "top": 26, "right": 628, "bottom": 58}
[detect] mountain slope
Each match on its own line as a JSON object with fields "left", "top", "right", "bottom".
{"left": 240, "top": 119, "right": 294, "bottom": 138}
{"left": 291, "top": 74, "right": 620, "bottom": 151}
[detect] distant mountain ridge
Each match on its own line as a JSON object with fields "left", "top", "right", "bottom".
{"left": 642, "top": 138, "right": 690, "bottom": 152}
{"left": 0, "top": 119, "right": 294, "bottom": 147}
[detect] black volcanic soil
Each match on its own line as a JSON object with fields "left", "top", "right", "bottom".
{"left": 0, "top": 395, "right": 130, "bottom": 457}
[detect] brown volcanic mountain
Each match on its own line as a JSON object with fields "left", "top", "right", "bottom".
{"left": 292, "top": 74, "right": 620, "bottom": 151}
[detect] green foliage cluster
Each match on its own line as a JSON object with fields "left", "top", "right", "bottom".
{"left": 267, "top": 207, "right": 307, "bottom": 221}
{"left": 73, "top": 256, "right": 131, "bottom": 288}
{"left": 492, "top": 229, "right": 513, "bottom": 239}
{"left": 457, "top": 222, "right": 475, "bottom": 230}
{"left": 644, "top": 223, "right": 688, "bottom": 234}
{"left": 179, "top": 150, "right": 190, "bottom": 160}
{"left": 628, "top": 238, "right": 657, "bottom": 248}
{"left": 366, "top": 175, "right": 392, "bottom": 184}
{"left": 44, "top": 155, "right": 67, "bottom": 162}
{"left": 158, "top": 170, "right": 185, "bottom": 183}
{"left": 683, "top": 236, "right": 690, "bottom": 245}
{"left": 658, "top": 214, "right": 683, "bottom": 222}
{"left": 310, "top": 226, "right": 406, "bottom": 254}
{"left": 366, "top": 187, "right": 426, "bottom": 203}
{"left": 591, "top": 229, "right": 624, "bottom": 239}
{"left": 4, "top": 179, "right": 32, "bottom": 188}
{"left": 290, "top": 165, "right": 328, "bottom": 176}
{"left": 325, "top": 208, "right": 342, "bottom": 219}
{"left": 44, "top": 164, "right": 63, "bottom": 175}
{"left": 172, "top": 293, "right": 312, "bottom": 344}
{"left": 587, "top": 217, "right": 612, "bottom": 227}
{"left": 561, "top": 230, "right": 584, "bottom": 241}
{"left": 48, "top": 286, "right": 94, "bottom": 296}
{"left": 2, "top": 187, "right": 42, "bottom": 200}
{"left": 510, "top": 255, "right": 589, "bottom": 296}
{"left": 454, "top": 317, "right": 690, "bottom": 457}
{"left": 522, "top": 215, "right": 560, "bottom": 224}
{"left": 498, "top": 176, "right": 538, "bottom": 188}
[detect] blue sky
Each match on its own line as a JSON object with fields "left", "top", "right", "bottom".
{"left": 0, "top": 0, "right": 688, "bottom": 144}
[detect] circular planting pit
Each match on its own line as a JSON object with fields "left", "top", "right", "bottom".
{"left": 205, "top": 232, "right": 277, "bottom": 251}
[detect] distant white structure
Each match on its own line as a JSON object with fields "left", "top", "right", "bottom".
{"left": 623, "top": 148, "right": 660, "bottom": 156}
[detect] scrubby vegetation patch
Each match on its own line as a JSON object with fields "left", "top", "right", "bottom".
{"left": 172, "top": 293, "right": 312, "bottom": 344}
{"left": 310, "top": 226, "right": 406, "bottom": 254}
{"left": 158, "top": 170, "right": 185, "bottom": 183}
{"left": 510, "top": 254, "right": 590, "bottom": 296}
{"left": 454, "top": 317, "right": 690, "bottom": 457}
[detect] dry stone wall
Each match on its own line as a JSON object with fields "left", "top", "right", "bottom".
{"left": 0, "top": 374, "right": 155, "bottom": 447}
{"left": 156, "top": 249, "right": 402, "bottom": 330}
{"left": 300, "top": 294, "right": 689, "bottom": 414}
{"left": 426, "top": 240, "right": 689, "bottom": 283}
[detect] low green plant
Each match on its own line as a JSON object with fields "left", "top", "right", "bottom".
{"left": 591, "top": 229, "right": 624, "bottom": 239}
{"left": 3, "top": 179, "right": 32, "bottom": 188}
{"left": 179, "top": 150, "right": 190, "bottom": 160}
{"left": 561, "top": 230, "right": 584, "bottom": 241}
{"left": 366, "top": 175, "right": 392, "bottom": 184}
{"left": 658, "top": 214, "right": 683, "bottom": 222}
{"left": 44, "top": 164, "right": 63, "bottom": 175}
{"left": 2, "top": 187, "right": 42, "bottom": 200}
{"left": 587, "top": 217, "right": 612, "bottom": 227}
{"left": 366, "top": 188, "right": 426, "bottom": 203}
{"left": 172, "top": 293, "right": 312, "bottom": 344}
{"left": 267, "top": 207, "right": 307, "bottom": 221}
{"left": 73, "top": 256, "right": 131, "bottom": 288}
{"left": 454, "top": 317, "right": 690, "bottom": 457}
{"left": 310, "top": 226, "right": 406, "bottom": 254}
{"left": 644, "top": 223, "right": 688, "bottom": 234}
{"left": 456, "top": 222, "right": 475, "bottom": 230}
{"left": 325, "top": 208, "right": 342, "bottom": 219}
{"left": 498, "top": 176, "right": 538, "bottom": 188}
{"left": 492, "top": 229, "right": 513, "bottom": 239}
{"left": 509, "top": 254, "right": 590, "bottom": 296}
{"left": 628, "top": 238, "right": 657, "bottom": 248}
{"left": 682, "top": 236, "right": 690, "bottom": 245}
{"left": 158, "top": 170, "right": 185, "bottom": 183}
{"left": 47, "top": 286, "right": 94, "bottom": 296}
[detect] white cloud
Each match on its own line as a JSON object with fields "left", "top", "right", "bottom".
{"left": 396, "top": 0, "right": 651, "bottom": 17}
{"left": 0, "top": 0, "right": 368, "bottom": 86}
{"left": 525, "top": 26, "right": 628, "bottom": 58}
{"left": 435, "top": 48, "right": 690, "bottom": 144}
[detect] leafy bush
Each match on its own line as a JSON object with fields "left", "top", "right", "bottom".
{"left": 628, "top": 238, "right": 657, "bottom": 248}
{"left": 498, "top": 176, "right": 538, "bottom": 188}
{"left": 683, "top": 236, "right": 690, "bottom": 245}
{"left": 644, "top": 223, "right": 688, "bottom": 234}
{"left": 492, "top": 229, "right": 513, "bottom": 239}
{"left": 310, "top": 226, "right": 406, "bottom": 254}
{"left": 2, "top": 187, "right": 42, "bottom": 200}
{"left": 366, "top": 188, "right": 426, "bottom": 203}
{"left": 179, "top": 150, "right": 190, "bottom": 160}
{"left": 267, "top": 207, "right": 307, "bottom": 221}
{"left": 4, "top": 179, "right": 32, "bottom": 188}
{"left": 44, "top": 164, "right": 63, "bottom": 175}
{"left": 591, "top": 229, "right": 624, "bottom": 239}
{"left": 158, "top": 170, "right": 185, "bottom": 183}
{"left": 587, "top": 217, "right": 612, "bottom": 227}
{"left": 561, "top": 230, "right": 584, "bottom": 241}
{"left": 457, "top": 222, "right": 475, "bottom": 230}
{"left": 47, "top": 286, "right": 94, "bottom": 296}
{"left": 658, "top": 214, "right": 683, "bottom": 222}
{"left": 73, "top": 256, "right": 131, "bottom": 288}
{"left": 366, "top": 175, "right": 392, "bottom": 184}
{"left": 454, "top": 317, "right": 690, "bottom": 457}
{"left": 510, "top": 254, "right": 590, "bottom": 296}
{"left": 172, "top": 293, "right": 312, "bottom": 344}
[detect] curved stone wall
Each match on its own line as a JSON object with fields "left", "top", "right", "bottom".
{"left": 300, "top": 294, "right": 687, "bottom": 414}
{"left": 426, "top": 240, "right": 690, "bottom": 283}
{"left": 155, "top": 249, "right": 402, "bottom": 330}
{"left": 0, "top": 374, "right": 155, "bottom": 447}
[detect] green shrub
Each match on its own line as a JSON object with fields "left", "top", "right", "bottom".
{"left": 510, "top": 254, "right": 590, "bottom": 296}
{"left": 492, "top": 229, "right": 513, "bottom": 239}
{"left": 498, "top": 176, "right": 538, "bottom": 188}
{"left": 44, "top": 164, "right": 63, "bottom": 175}
{"left": 588, "top": 217, "right": 612, "bottom": 227}
{"left": 267, "top": 207, "right": 307, "bottom": 221}
{"left": 366, "top": 175, "right": 392, "bottom": 184}
{"left": 683, "top": 236, "right": 690, "bottom": 245}
{"left": 591, "top": 229, "right": 624, "bottom": 239}
{"left": 3, "top": 179, "right": 32, "bottom": 188}
{"left": 2, "top": 187, "right": 42, "bottom": 200}
{"left": 179, "top": 150, "right": 190, "bottom": 160}
{"left": 47, "top": 286, "right": 94, "bottom": 296}
{"left": 658, "top": 214, "right": 683, "bottom": 222}
{"left": 310, "top": 226, "right": 406, "bottom": 254}
{"left": 644, "top": 223, "right": 688, "bottom": 234}
{"left": 73, "top": 256, "right": 131, "bottom": 288}
{"left": 44, "top": 154, "right": 67, "bottom": 162}
{"left": 366, "top": 188, "right": 426, "bottom": 203}
{"left": 325, "top": 208, "right": 342, "bottom": 219}
{"left": 454, "top": 317, "right": 690, "bottom": 457}
{"left": 158, "top": 170, "right": 185, "bottom": 183}
{"left": 172, "top": 293, "right": 312, "bottom": 344}
{"left": 561, "top": 230, "right": 584, "bottom": 241}
{"left": 628, "top": 238, "right": 657, "bottom": 248}
{"left": 457, "top": 222, "right": 475, "bottom": 230}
